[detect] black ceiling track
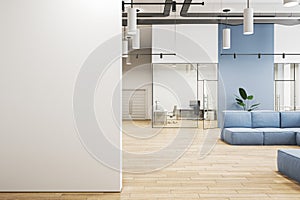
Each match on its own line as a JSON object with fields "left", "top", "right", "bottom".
{"left": 122, "top": 0, "right": 172, "bottom": 18}
{"left": 122, "top": 0, "right": 300, "bottom": 26}
{"left": 122, "top": 18, "right": 300, "bottom": 26}
{"left": 221, "top": 53, "right": 300, "bottom": 59}
{"left": 123, "top": 53, "right": 176, "bottom": 59}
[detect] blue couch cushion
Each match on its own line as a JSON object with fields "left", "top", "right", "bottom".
{"left": 251, "top": 111, "right": 280, "bottom": 128}
{"left": 281, "top": 112, "right": 300, "bottom": 128}
{"left": 256, "top": 128, "right": 296, "bottom": 145}
{"left": 223, "top": 128, "right": 264, "bottom": 145}
{"left": 278, "top": 149, "right": 300, "bottom": 183}
{"left": 297, "top": 133, "right": 300, "bottom": 146}
{"left": 223, "top": 111, "right": 252, "bottom": 128}
{"left": 284, "top": 128, "right": 300, "bottom": 133}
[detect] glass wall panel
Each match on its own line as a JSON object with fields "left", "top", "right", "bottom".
{"left": 198, "top": 64, "right": 218, "bottom": 81}
{"left": 153, "top": 63, "right": 218, "bottom": 128}
{"left": 152, "top": 64, "right": 198, "bottom": 128}
{"left": 274, "top": 64, "right": 295, "bottom": 80}
{"left": 274, "top": 63, "right": 296, "bottom": 111}
{"left": 296, "top": 64, "right": 300, "bottom": 110}
{"left": 275, "top": 81, "right": 295, "bottom": 111}
{"left": 201, "top": 81, "right": 218, "bottom": 129}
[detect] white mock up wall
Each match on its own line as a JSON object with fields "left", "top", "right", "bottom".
{"left": 0, "top": 0, "right": 121, "bottom": 191}
{"left": 275, "top": 24, "right": 300, "bottom": 63}
{"left": 152, "top": 24, "right": 218, "bottom": 63}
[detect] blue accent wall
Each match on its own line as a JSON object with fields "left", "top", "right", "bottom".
{"left": 218, "top": 24, "right": 274, "bottom": 125}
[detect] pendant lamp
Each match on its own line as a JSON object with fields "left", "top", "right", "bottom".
{"left": 132, "top": 29, "right": 140, "bottom": 49}
{"left": 223, "top": 9, "right": 231, "bottom": 49}
{"left": 243, "top": 0, "right": 254, "bottom": 35}
{"left": 127, "top": 7, "right": 137, "bottom": 35}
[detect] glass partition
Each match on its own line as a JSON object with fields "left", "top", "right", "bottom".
{"left": 152, "top": 63, "right": 218, "bottom": 129}
{"left": 197, "top": 64, "right": 218, "bottom": 129}
{"left": 274, "top": 64, "right": 297, "bottom": 111}
{"left": 296, "top": 64, "right": 300, "bottom": 110}
{"left": 152, "top": 64, "right": 198, "bottom": 128}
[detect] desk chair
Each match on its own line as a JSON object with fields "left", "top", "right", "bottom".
{"left": 167, "top": 105, "right": 177, "bottom": 124}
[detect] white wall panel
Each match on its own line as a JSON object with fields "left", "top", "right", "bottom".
{"left": 152, "top": 24, "right": 218, "bottom": 63}
{"left": 275, "top": 24, "right": 300, "bottom": 63}
{"left": 0, "top": 0, "right": 121, "bottom": 191}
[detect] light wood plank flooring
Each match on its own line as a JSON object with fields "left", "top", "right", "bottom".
{"left": 1, "top": 121, "right": 300, "bottom": 200}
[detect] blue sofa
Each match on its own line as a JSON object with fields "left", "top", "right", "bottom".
{"left": 221, "top": 111, "right": 300, "bottom": 145}
{"left": 278, "top": 149, "right": 300, "bottom": 183}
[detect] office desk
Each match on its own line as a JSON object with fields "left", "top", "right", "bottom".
{"left": 177, "top": 108, "right": 195, "bottom": 119}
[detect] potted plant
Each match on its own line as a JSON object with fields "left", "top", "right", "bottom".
{"left": 235, "top": 88, "right": 260, "bottom": 111}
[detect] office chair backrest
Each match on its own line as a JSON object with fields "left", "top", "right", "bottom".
{"left": 173, "top": 105, "right": 177, "bottom": 116}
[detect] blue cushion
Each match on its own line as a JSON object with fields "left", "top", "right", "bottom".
{"left": 256, "top": 128, "right": 296, "bottom": 145}
{"left": 297, "top": 133, "right": 300, "bottom": 146}
{"left": 223, "top": 128, "right": 263, "bottom": 145}
{"left": 223, "top": 111, "right": 252, "bottom": 128}
{"left": 281, "top": 112, "right": 300, "bottom": 128}
{"left": 284, "top": 128, "right": 300, "bottom": 133}
{"left": 278, "top": 149, "right": 300, "bottom": 183}
{"left": 251, "top": 111, "right": 280, "bottom": 128}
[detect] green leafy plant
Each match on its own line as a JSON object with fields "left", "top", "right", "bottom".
{"left": 235, "top": 88, "right": 260, "bottom": 111}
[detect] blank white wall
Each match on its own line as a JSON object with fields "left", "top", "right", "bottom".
{"left": 152, "top": 24, "right": 218, "bottom": 63}
{"left": 275, "top": 24, "right": 300, "bottom": 63}
{"left": 0, "top": 0, "right": 121, "bottom": 191}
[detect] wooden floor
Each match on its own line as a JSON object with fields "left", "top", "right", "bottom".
{"left": 1, "top": 121, "right": 300, "bottom": 200}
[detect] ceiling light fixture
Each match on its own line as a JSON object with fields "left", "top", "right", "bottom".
{"left": 127, "top": 5, "right": 137, "bottom": 35}
{"left": 283, "top": 0, "right": 299, "bottom": 7}
{"left": 243, "top": 0, "right": 254, "bottom": 35}
{"left": 172, "top": 1, "right": 176, "bottom": 12}
{"left": 132, "top": 29, "right": 140, "bottom": 49}
{"left": 122, "top": 27, "right": 128, "bottom": 58}
{"left": 223, "top": 9, "right": 231, "bottom": 49}
{"left": 126, "top": 55, "right": 132, "bottom": 65}
{"left": 122, "top": 39, "right": 129, "bottom": 58}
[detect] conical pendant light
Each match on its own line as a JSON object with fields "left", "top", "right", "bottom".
{"left": 284, "top": 0, "right": 299, "bottom": 7}
{"left": 223, "top": 9, "right": 231, "bottom": 49}
{"left": 243, "top": 0, "right": 254, "bottom": 35}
